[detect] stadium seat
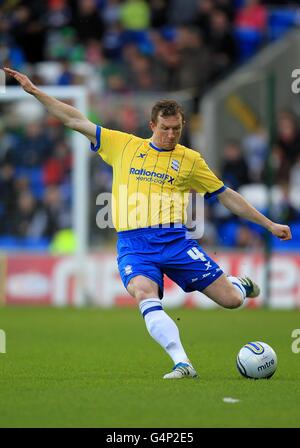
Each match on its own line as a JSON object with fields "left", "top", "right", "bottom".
{"left": 234, "top": 27, "right": 263, "bottom": 61}
{"left": 160, "top": 26, "right": 177, "bottom": 42}
{"left": 217, "top": 221, "right": 239, "bottom": 247}
{"left": 289, "top": 187, "right": 300, "bottom": 212}
{"left": 268, "top": 9, "right": 300, "bottom": 41}
{"left": 271, "top": 223, "right": 300, "bottom": 250}
{"left": 29, "top": 168, "right": 45, "bottom": 199}
{"left": 234, "top": 0, "right": 246, "bottom": 9}
{"left": 238, "top": 184, "right": 268, "bottom": 212}
{"left": 35, "top": 62, "right": 63, "bottom": 84}
{"left": 0, "top": 236, "right": 20, "bottom": 250}
{"left": 15, "top": 167, "right": 45, "bottom": 199}
{"left": 0, "top": 236, "right": 50, "bottom": 251}
{"left": 22, "top": 237, "right": 50, "bottom": 251}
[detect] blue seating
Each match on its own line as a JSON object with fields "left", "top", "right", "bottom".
{"left": 22, "top": 237, "right": 50, "bottom": 251}
{"left": 271, "top": 222, "right": 300, "bottom": 250}
{"left": 217, "top": 221, "right": 239, "bottom": 247}
{"left": 15, "top": 167, "right": 45, "bottom": 199}
{"left": 268, "top": 9, "right": 299, "bottom": 41}
{"left": 247, "top": 221, "right": 266, "bottom": 237}
{"left": 0, "top": 236, "right": 50, "bottom": 251}
{"left": 160, "top": 26, "right": 177, "bottom": 42}
{"left": 234, "top": 27, "right": 263, "bottom": 61}
{"left": 0, "top": 236, "right": 20, "bottom": 250}
{"left": 234, "top": 0, "right": 246, "bottom": 9}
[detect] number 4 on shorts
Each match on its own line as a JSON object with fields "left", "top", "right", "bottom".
{"left": 187, "top": 247, "right": 206, "bottom": 261}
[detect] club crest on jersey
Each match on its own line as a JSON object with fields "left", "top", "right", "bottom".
{"left": 125, "top": 265, "right": 133, "bottom": 275}
{"left": 171, "top": 159, "right": 180, "bottom": 171}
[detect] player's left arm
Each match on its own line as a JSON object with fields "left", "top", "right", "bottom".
{"left": 218, "top": 187, "right": 292, "bottom": 241}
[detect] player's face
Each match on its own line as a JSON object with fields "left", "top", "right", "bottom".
{"left": 150, "top": 113, "right": 183, "bottom": 150}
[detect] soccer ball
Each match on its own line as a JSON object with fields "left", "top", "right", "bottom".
{"left": 236, "top": 341, "right": 277, "bottom": 379}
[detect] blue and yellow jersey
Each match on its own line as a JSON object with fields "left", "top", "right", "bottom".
{"left": 91, "top": 126, "right": 226, "bottom": 231}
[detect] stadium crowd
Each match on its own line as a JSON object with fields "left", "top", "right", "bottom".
{"left": 1, "top": 0, "right": 300, "bottom": 250}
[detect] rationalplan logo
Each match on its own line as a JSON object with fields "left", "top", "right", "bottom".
{"left": 0, "top": 69, "right": 6, "bottom": 94}
{"left": 0, "top": 329, "right": 6, "bottom": 353}
{"left": 129, "top": 167, "right": 175, "bottom": 185}
{"left": 95, "top": 187, "right": 205, "bottom": 239}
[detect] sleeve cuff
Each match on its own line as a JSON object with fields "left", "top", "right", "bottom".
{"left": 204, "top": 185, "right": 227, "bottom": 200}
{"left": 90, "top": 125, "right": 101, "bottom": 152}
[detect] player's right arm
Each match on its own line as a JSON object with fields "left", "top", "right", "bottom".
{"left": 3, "top": 67, "right": 97, "bottom": 144}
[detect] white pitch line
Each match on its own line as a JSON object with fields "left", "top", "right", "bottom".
{"left": 223, "top": 397, "right": 240, "bottom": 403}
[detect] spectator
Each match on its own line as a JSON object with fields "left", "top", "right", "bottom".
{"left": 221, "top": 139, "right": 250, "bottom": 190}
{"left": 72, "top": 0, "right": 104, "bottom": 43}
{"left": 56, "top": 59, "right": 76, "bottom": 85}
{"left": 47, "top": 0, "right": 72, "bottom": 29}
{"left": 10, "top": 190, "right": 46, "bottom": 239}
{"left": 0, "top": 37, "right": 25, "bottom": 70}
{"left": 18, "top": 122, "right": 52, "bottom": 168}
{"left": 0, "top": 162, "right": 17, "bottom": 234}
{"left": 216, "top": 0, "right": 235, "bottom": 22}
{"left": 42, "top": 185, "right": 72, "bottom": 238}
{"left": 276, "top": 110, "right": 300, "bottom": 167}
{"left": 270, "top": 183, "right": 299, "bottom": 224}
{"left": 85, "top": 39, "right": 104, "bottom": 64}
{"left": 175, "top": 27, "right": 213, "bottom": 94}
{"left": 13, "top": 3, "right": 46, "bottom": 63}
{"left": 120, "top": 0, "right": 150, "bottom": 31}
{"left": 101, "top": 59, "right": 128, "bottom": 93}
{"left": 268, "top": 144, "right": 290, "bottom": 184}
{"left": 236, "top": 225, "right": 263, "bottom": 249}
{"left": 102, "top": 0, "right": 122, "bottom": 28}
{"left": 168, "top": 0, "right": 199, "bottom": 26}
{"left": 242, "top": 126, "right": 268, "bottom": 182}
{"left": 151, "top": 36, "right": 181, "bottom": 91}
{"left": 290, "top": 154, "right": 300, "bottom": 189}
{"left": 194, "top": 0, "right": 215, "bottom": 44}
{"left": 125, "top": 53, "right": 157, "bottom": 91}
{"left": 149, "top": 0, "right": 169, "bottom": 29}
{"left": 102, "top": 23, "right": 124, "bottom": 60}
{"left": 43, "top": 141, "right": 72, "bottom": 186}
{"left": 235, "top": 0, "right": 268, "bottom": 32}
{"left": 208, "top": 8, "right": 238, "bottom": 80}
{"left": 45, "top": 26, "right": 84, "bottom": 62}
{"left": 0, "top": 123, "right": 18, "bottom": 164}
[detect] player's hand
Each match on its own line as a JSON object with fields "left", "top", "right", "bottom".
{"left": 3, "top": 67, "right": 37, "bottom": 95}
{"left": 269, "top": 222, "right": 292, "bottom": 241}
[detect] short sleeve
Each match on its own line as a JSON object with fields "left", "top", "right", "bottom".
{"left": 189, "top": 154, "right": 226, "bottom": 199}
{"left": 90, "top": 126, "right": 132, "bottom": 166}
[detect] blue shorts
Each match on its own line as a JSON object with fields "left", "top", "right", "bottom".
{"left": 117, "top": 226, "right": 223, "bottom": 299}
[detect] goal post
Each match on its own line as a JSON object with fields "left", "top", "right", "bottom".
{"left": 0, "top": 86, "right": 89, "bottom": 306}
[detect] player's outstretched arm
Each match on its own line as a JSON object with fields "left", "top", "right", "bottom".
{"left": 3, "top": 67, "right": 97, "bottom": 144}
{"left": 218, "top": 187, "right": 292, "bottom": 241}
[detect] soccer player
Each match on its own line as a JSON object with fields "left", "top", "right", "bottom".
{"left": 4, "top": 67, "right": 292, "bottom": 379}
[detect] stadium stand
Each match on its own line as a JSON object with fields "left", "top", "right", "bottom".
{"left": 0, "top": 0, "right": 300, "bottom": 250}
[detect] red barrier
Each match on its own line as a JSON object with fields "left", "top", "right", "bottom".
{"left": 4, "top": 252, "right": 300, "bottom": 308}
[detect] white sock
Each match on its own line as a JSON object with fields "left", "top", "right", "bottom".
{"left": 139, "top": 298, "right": 189, "bottom": 365}
{"left": 227, "top": 276, "right": 246, "bottom": 302}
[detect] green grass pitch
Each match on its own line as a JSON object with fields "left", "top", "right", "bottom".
{"left": 0, "top": 307, "right": 300, "bottom": 428}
